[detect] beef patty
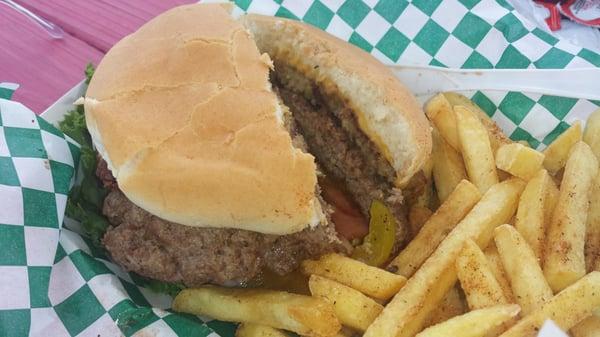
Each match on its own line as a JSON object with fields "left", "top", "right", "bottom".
{"left": 102, "top": 186, "right": 347, "bottom": 286}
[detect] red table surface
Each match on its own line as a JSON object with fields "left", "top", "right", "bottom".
{"left": 1, "top": 0, "right": 196, "bottom": 114}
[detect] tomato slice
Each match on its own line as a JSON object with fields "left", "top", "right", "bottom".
{"left": 320, "top": 178, "right": 368, "bottom": 241}
{"left": 331, "top": 211, "right": 369, "bottom": 241}
{"left": 352, "top": 200, "right": 396, "bottom": 267}
{"left": 320, "top": 179, "right": 362, "bottom": 216}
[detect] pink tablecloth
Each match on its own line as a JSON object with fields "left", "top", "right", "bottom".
{"left": 0, "top": 0, "right": 195, "bottom": 113}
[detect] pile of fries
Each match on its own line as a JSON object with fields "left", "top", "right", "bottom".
{"left": 172, "top": 93, "right": 600, "bottom": 337}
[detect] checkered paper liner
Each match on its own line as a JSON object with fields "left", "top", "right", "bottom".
{"left": 2, "top": 0, "right": 600, "bottom": 336}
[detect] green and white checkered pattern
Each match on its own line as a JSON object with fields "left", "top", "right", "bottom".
{"left": 43, "top": 230, "right": 223, "bottom": 337}
{"left": 0, "top": 83, "right": 18, "bottom": 100}
{"left": 233, "top": 0, "right": 600, "bottom": 68}
{"left": 461, "top": 90, "right": 600, "bottom": 149}
{"left": 0, "top": 99, "right": 75, "bottom": 336}
{"left": 2, "top": 0, "right": 600, "bottom": 336}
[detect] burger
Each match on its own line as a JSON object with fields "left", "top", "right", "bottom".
{"left": 80, "top": 3, "right": 431, "bottom": 288}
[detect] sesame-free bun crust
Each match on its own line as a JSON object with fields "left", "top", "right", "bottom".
{"left": 85, "top": 4, "right": 322, "bottom": 235}
{"left": 243, "top": 15, "right": 431, "bottom": 186}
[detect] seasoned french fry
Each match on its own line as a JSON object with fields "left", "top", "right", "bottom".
{"left": 455, "top": 105, "right": 499, "bottom": 193}
{"left": 494, "top": 224, "right": 553, "bottom": 315}
{"left": 413, "top": 157, "right": 435, "bottom": 211}
{"left": 425, "top": 94, "right": 460, "bottom": 150}
{"left": 499, "top": 272, "right": 600, "bottom": 337}
{"left": 364, "top": 179, "right": 525, "bottom": 337}
{"left": 422, "top": 286, "right": 467, "bottom": 328}
{"left": 543, "top": 121, "right": 582, "bottom": 174}
{"left": 443, "top": 92, "right": 511, "bottom": 152}
{"left": 389, "top": 180, "right": 481, "bottom": 278}
{"left": 334, "top": 327, "right": 355, "bottom": 337}
{"left": 301, "top": 254, "right": 406, "bottom": 301}
{"left": 514, "top": 169, "right": 554, "bottom": 260}
{"left": 422, "top": 155, "right": 434, "bottom": 181}
{"left": 484, "top": 243, "right": 515, "bottom": 303}
{"left": 495, "top": 143, "right": 545, "bottom": 180}
{"left": 571, "top": 314, "right": 600, "bottom": 337}
{"left": 544, "top": 174, "right": 560, "bottom": 230}
{"left": 308, "top": 275, "right": 382, "bottom": 332}
{"left": 544, "top": 142, "right": 599, "bottom": 292}
{"left": 431, "top": 128, "right": 468, "bottom": 202}
{"left": 236, "top": 323, "right": 289, "bottom": 337}
{"left": 416, "top": 304, "right": 520, "bottom": 337}
{"left": 172, "top": 287, "right": 340, "bottom": 337}
{"left": 586, "top": 172, "right": 600, "bottom": 273}
{"left": 456, "top": 239, "right": 509, "bottom": 309}
{"left": 408, "top": 205, "right": 433, "bottom": 237}
{"left": 583, "top": 109, "right": 600, "bottom": 159}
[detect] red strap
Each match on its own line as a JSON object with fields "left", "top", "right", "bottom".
{"left": 536, "top": 1, "right": 563, "bottom": 31}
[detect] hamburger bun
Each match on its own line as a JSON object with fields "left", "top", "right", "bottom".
{"left": 243, "top": 15, "right": 431, "bottom": 187}
{"left": 84, "top": 3, "right": 431, "bottom": 235}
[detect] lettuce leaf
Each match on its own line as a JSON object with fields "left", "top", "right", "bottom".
{"left": 60, "top": 107, "right": 109, "bottom": 247}
{"left": 85, "top": 63, "right": 95, "bottom": 85}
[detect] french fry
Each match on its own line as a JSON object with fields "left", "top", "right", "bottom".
{"left": 415, "top": 304, "right": 520, "bottom": 337}
{"left": 172, "top": 287, "right": 340, "bottom": 337}
{"left": 586, "top": 172, "right": 600, "bottom": 273}
{"left": 425, "top": 94, "right": 460, "bottom": 150}
{"left": 301, "top": 254, "right": 406, "bottom": 301}
{"left": 583, "top": 109, "right": 600, "bottom": 159}
{"left": 544, "top": 142, "right": 599, "bottom": 292}
{"left": 422, "top": 286, "right": 467, "bottom": 328}
{"left": 499, "top": 272, "right": 600, "bottom": 337}
{"left": 495, "top": 143, "right": 545, "bottom": 180}
{"left": 455, "top": 105, "right": 499, "bottom": 193}
{"left": 334, "top": 327, "right": 355, "bottom": 337}
{"left": 236, "top": 323, "right": 289, "bottom": 337}
{"left": 389, "top": 180, "right": 481, "bottom": 278}
{"left": 408, "top": 205, "right": 433, "bottom": 237}
{"left": 571, "top": 314, "right": 600, "bottom": 337}
{"left": 426, "top": 92, "right": 511, "bottom": 157}
{"left": 514, "top": 169, "right": 554, "bottom": 260}
{"left": 431, "top": 128, "right": 468, "bottom": 202}
{"left": 494, "top": 224, "right": 553, "bottom": 315}
{"left": 543, "top": 121, "right": 582, "bottom": 174}
{"left": 364, "top": 179, "right": 525, "bottom": 337}
{"left": 484, "top": 243, "right": 515, "bottom": 303}
{"left": 517, "top": 140, "right": 531, "bottom": 147}
{"left": 308, "top": 275, "right": 382, "bottom": 332}
{"left": 414, "top": 157, "right": 435, "bottom": 211}
{"left": 443, "top": 92, "right": 511, "bottom": 152}
{"left": 544, "top": 175, "right": 559, "bottom": 230}
{"left": 456, "top": 239, "right": 509, "bottom": 309}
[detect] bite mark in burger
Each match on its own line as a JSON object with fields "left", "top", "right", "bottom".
{"left": 83, "top": 4, "right": 431, "bottom": 287}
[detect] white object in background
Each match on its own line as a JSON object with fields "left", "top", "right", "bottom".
{"left": 41, "top": 80, "right": 85, "bottom": 126}
{"left": 509, "top": 0, "right": 600, "bottom": 53}
{"left": 390, "top": 65, "right": 600, "bottom": 103}
{"left": 538, "top": 320, "right": 570, "bottom": 337}
{"left": 0, "top": 0, "right": 65, "bottom": 39}
{"left": 0, "top": 82, "right": 19, "bottom": 92}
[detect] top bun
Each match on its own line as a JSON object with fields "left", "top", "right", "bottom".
{"left": 85, "top": 4, "right": 323, "bottom": 235}
{"left": 243, "top": 15, "right": 431, "bottom": 186}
